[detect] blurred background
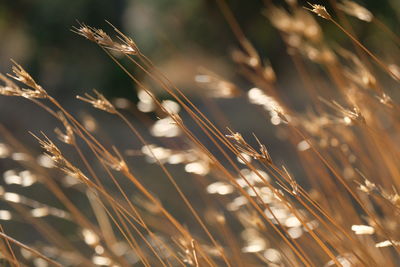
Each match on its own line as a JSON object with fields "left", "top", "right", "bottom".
{"left": 0, "top": 0, "right": 399, "bottom": 253}
{"left": 1, "top": 0, "right": 398, "bottom": 96}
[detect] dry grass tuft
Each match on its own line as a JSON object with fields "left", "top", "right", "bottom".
{"left": 0, "top": 1, "right": 400, "bottom": 266}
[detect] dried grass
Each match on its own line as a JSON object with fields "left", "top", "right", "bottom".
{"left": 0, "top": 1, "right": 399, "bottom": 266}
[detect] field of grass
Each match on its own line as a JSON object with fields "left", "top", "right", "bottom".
{"left": 0, "top": 1, "right": 400, "bottom": 266}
